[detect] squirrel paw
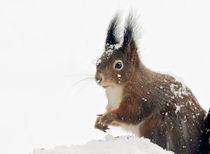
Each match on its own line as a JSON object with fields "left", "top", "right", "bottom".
{"left": 100, "top": 113, "right": 114, "bottom": 125}
{"left": 95, "top": 115, "right": 110, "bottom": 132}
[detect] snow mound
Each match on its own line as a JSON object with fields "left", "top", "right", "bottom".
{"left": 31, "top": 135, "right": 173, "bottom": 154}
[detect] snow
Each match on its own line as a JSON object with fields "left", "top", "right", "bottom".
{"left": 117, "top": 74, "right": 121, "bottom": 78}
{"left": 31, "top": 135, "right": 173, "bottom": 154}
{"left": 106, "top": 43, "right": 121, "bottom": 51}
{"left": 142, "top": 98, "right": 147, "bottom": 102}
{"left": 96, "top": 59, "right": 102, "bottom": 66}
{"left": 169, "top": 74, "right": 190, "bottom": 99}
{"left": 102, "top": 44, "right": 121, "bottom": 60}
{"left": 104, "top": 49, "right": 115, "bottom": 58}
{"left": 170, "top": 83, "right": 189, "bottom": 99}
{"left": 0, "top": 1, "right": 210, "bottom": 154}
{"left": 175, "top": 104, "right": 183, "bottom": 114}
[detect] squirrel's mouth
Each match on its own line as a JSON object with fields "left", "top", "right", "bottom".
{"left": 101, "top": 82, "right": 114, "bottom": 89}
{"left": 102, "top": 85, "right": 110, "bottom": 88}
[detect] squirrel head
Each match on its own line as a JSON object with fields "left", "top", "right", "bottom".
{"left": 95, "top": 13, "right": 141, "bottom": 88}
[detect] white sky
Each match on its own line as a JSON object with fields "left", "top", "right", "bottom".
{"left": 0, "top": 0, "right": 209, "bottom": 154}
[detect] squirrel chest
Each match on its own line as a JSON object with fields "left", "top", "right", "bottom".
{"left": 105, "top": 86, "right": 123, "bottom": 110}
{"left": 105, "top": 86, "right": 142, "bottom": 136}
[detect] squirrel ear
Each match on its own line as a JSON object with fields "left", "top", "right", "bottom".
{"left": 122, "top": 13, "right": 137, "bottom": 53}
{"left": 105, "top": 14, "right": 120, "bottom": 50}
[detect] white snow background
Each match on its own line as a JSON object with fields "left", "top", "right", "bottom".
{"left": 0, "top": 0, "right": 210, "bottom": 154}
{"left": 31, "top": 135, "right": 173, "bottom": 154}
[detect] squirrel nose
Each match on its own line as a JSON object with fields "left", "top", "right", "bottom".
{"left": 96, "top": 73, "right": 104, "bottom": 84}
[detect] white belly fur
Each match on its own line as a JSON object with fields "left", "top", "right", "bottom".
{"left": 105, "top": 86, "right": 123, "bottom": 110}
{"left": 105, "top": 86, "right": 142, "bottom": 137}
{"left": 121, "top": 121, "right": 144, "bottom": 137}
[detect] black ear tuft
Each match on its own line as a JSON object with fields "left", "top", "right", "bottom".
{"left": 122, "top": 12, "right": 138, "bottom": 52}
{"left": 105, "top": 14, "right": 120, "bottom": 50}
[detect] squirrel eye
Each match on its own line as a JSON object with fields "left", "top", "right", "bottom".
{"left": 115, "top": 62, "right": 122, "bottom": 69}
{"left": 113, "top": 60, "right": 123, "bottom": 70}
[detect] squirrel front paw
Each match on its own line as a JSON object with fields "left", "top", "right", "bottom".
{"left": 95, "top": 115, "right": 109, "bottom": 132}
{"left": 100, "top": 113, "right": 114, "bottom": 125}
{"left": 95, "top": 113, "right": 116, "bottom": 132}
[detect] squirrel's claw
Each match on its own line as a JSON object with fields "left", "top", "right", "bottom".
{"left": 95, "top": 115, "right": 111, "bottom": 132}
{"left": 95, "top": 122, "right": 109, "bottom": 132}
{"left": 102, "top": 126, "right": 110, "bottom": 132}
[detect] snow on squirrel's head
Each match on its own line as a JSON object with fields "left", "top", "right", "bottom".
{"left": 95, "top": 12, "right": 142, "bottom": 88}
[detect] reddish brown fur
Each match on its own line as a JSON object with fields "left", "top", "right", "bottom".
{"left": 140, "top": 115, "right": 162, "bottom": 137}
{"left": 94, "top": 14, "right": 207, "bottom": 154}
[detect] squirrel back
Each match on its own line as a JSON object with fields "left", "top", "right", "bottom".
{"left": 94, "top": 13, "right": 208, "bottom": 154}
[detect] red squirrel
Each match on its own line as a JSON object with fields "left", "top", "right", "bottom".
{"left": 94, "top": 13, "right": 209, "bottom": 154}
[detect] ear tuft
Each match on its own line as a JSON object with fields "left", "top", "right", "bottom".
{"left": 105, "top": 13, "right": 120, "bottom": 50}
{"left": 122, "top": 12, "right": 138, "bottom": 52}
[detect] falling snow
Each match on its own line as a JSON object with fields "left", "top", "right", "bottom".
{"left": 105, "top": 49, "right": 114, "bottom": 57}
{"left": 117, "top": 74, "right": 121, "bottom": 78}
{"left": 142, "top": 98, "right": 147, "bottom": 102}
{"left": 175, "top": 104, "right": 183, "bottom": 114}
{"left": 96, "top": 59, "right": 102, "bottom": 66}
{"left": 106, "top": 43, "right": 121, "bottom": 50}
{"left": 170, "top": 82, "right": 189, "bottom": 99}
{"left": 189, "top": 100, "right": 192, "bottom": 105}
